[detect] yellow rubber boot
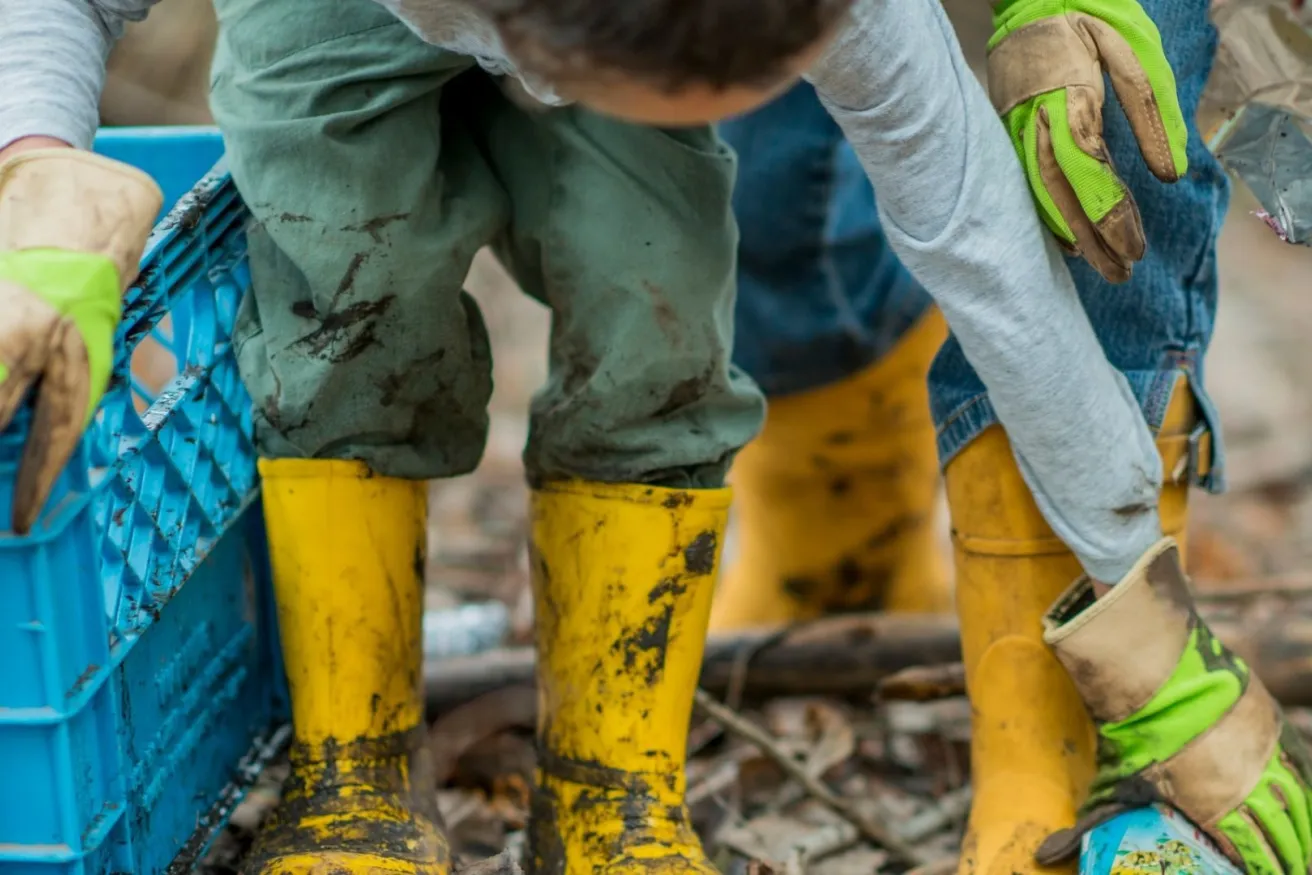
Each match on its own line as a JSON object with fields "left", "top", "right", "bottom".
{"left": 527, "top": 480, "right": 728, "bottom": 875}
{"left": 244, "top": 459, "right": 448, "bottom": 875}
{"left": 710, "top": 308, "right": 951, "bottom": 631}
{"left": 950, "top": 384, "right": 1200, "bottom": 875}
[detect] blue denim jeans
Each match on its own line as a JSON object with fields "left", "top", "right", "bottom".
{"left": 721, "top": 0, "right": 1231, "bottom": 489}
{"left": 718, "top": 81, "right": 934, "bottom": 398}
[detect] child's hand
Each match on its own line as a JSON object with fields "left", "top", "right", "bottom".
{"left": 0, "top": 150, "right": 161, "bottom": 533}
{"left": 985, "top": 0, "right": 1190, "bottom": 283}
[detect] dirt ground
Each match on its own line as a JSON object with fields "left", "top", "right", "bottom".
{"left": 99, "top": 6, "right": 1312, "bottom": 872}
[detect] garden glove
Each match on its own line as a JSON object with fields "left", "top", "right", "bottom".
{"left": 987, "top": 0, "right": 1190, "bottom": 282}
{"left": 0, "top": 150, "right": 162, "bottom": 534}
{"left": 1037, "top": 538, "right": 1312, "bottom": 875}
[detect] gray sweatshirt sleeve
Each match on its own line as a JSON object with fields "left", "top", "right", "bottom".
{"left": 0, "top": 0, "right": 159, "bottom": 151}
{"left": 805, "top": 0, "right": 1163, "bottom": 582}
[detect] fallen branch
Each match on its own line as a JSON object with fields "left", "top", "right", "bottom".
{"left": 425, "top": 594, "right": 1312, "bottom": 713}
{"left": 692, "top": 689, "right": 929, "bottom": 868}
{"left": 899, "top": 787, "right": 972, "bottom": 844}
{"left": 427, "top": 614, "right": 961, "bottom": 713}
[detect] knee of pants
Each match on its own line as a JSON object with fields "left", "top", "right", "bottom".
{"left": 509, "top": 120, "right": 765, "bottom": 489}
{"left": 210, "top": 0, "right": 515, "bottom": 479}
{"left": 525, "top": 257, "right": 766, "bottom": 489}
{"left": 236, "top": 223, "right": 496, "bottom": 480}
{"left": 527, "top": 350, "right": 765, "bottom": 491}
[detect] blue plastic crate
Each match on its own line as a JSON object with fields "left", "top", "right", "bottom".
{"left": 0, "top": 127, "right": 287, "bottom": 874}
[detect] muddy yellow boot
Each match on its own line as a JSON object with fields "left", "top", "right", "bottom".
{"left": 711, "top": 309, "right": 951, "bottom": 631}
{"left": 949, "top": 383, "right": 1201, "bottom": 875}
{"left": 245, "top": 459, "right": 448, "bottom": 875}
{"left": 527, "top": 480, "right": 727, "bottom": 875}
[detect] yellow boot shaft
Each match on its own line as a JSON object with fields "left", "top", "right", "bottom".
{"left": 529, "top": 480, "right": 728, "bottom": 875}
{"left": 247, "top": 459, "right": 447, "bottom": 875}
{"left": 947, "top": 426, "right": 1093, "bottom": 875}
{"left": 260, "top": 458, "right": 427, "bottom": 744}
{"left": 949, "top": 384, "right": 1200, "bottom": 875}
{"left": 712, "top": 309, "right": 950, "bottom": 631}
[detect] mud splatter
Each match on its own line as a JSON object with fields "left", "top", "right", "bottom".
{"left": 292, "top": 295, "right": 395, "bottom": 363}
{"left": 647, "top": 578, "right": 688, "bottom": 604}
{"left": 331, "top": 252, "right": 370, "bottom": 305}
{"left": 783, "top": 577, "right": 818, "bottom": 601}
{"left": 682, "top": 531, "right": 717, "bottom": 575}
{"left": 866, "top": 514, "right": 924, "bottom": 550}
{"left": 246, "top": 730, "right": 447, "bottom": 872}
{"left": 653, "top": 363, "right": 714, "bottom": 418}
{"left": 347, "top": 213, "right": 410, "bottom": 245}
{"left": 615, "top": 605, "right": 675, "bottom": 686}
{"left": 643, "top": 281, "right": 680, "bottom": 346}
{"left": 661, "top": 492, "right": 694, "bottom": 510}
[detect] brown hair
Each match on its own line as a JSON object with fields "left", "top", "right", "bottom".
{"left": 475, "top": 0, "right": 856, "bottom": 92}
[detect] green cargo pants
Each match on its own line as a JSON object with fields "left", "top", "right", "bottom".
{"left": 207, "top": 0, "right": 764, "bottom": 487}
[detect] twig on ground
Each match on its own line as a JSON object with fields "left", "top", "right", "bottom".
{"left": 726, "top": 624, "right": 803, "bottom": 709}
{"left": 878, "top": 663, "right": 967, "bottom": 702}
{"left": 897, "top": 787, "right": 972, "bottom": 844}
{"left": 692, "top": 689, "right": 929, "bottom": 867}
{"left": 429, "top": 604, "right": 1312, "bottom": 713}
{"left": 686, "top": 758, "right": 742, "bottom": 808}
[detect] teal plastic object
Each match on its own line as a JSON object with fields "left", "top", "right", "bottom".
{"left": 1080, "top": 805, "right": 1245, "bottom": 875}
{"left": 0, "top": 127, "right": 288, "bottom": 873}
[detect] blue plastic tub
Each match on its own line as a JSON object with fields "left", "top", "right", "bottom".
{"left": 0, "top": 127, "right": 287, "bottom": 874}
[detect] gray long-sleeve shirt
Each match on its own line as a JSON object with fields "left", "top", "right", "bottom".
{"left": 0, "top": 0, "right": 1166, "bottom": 582}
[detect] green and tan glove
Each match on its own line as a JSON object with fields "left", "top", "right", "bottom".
{"left": 0, "top": 150, "right": 162, "bottom": 534}
{"left": 1037, "top": 538, "right": 1312, "bottom": 875}
{"left": 987, "top": 0, "right": 1190, "bottom": 283}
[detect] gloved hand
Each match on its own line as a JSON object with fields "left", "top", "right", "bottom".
{"left": 0, "top": 149, "right": 162, "bottom": 534}
{"left": 986, "top": 0, "right": 1190, "bottom": 283}
{"left": 1037, "top": 538, "right": 1312, "bottom": 875}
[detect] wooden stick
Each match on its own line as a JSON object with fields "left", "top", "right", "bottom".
{"left": 426, "top": 614, "right": 962, "bottom": 713}
{"left": 879, "top": 663, "right": 967, "bottom": 701}
{"left": 692, "top": 689, "right": 929, "bottom": 867}
{"left": 425, "top": 597, "right": 1312, "bottom": 713}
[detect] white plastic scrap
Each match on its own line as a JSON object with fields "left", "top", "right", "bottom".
{"left": 423, "top": 601, "right": 510, "bottom": 661}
